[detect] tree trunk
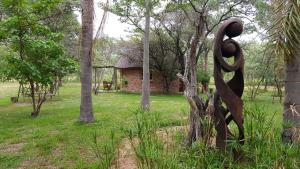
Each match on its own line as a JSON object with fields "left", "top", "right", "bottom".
{"left": 79, "top": 0, "right": 94, "bottom": 122}
{"left": 29, "top": 80, "right": 37, "bottom": 117}
{"left": 141, "top": 0, "right": 150, "bottom": 111}
{"left": 282, "top": 55, "right": 300, "bottom": 143}
{"left": 202, "top": 82, "right": 208, "bottom": 93}
{"left": 177, "top": 14, "right": 209, "bottom": 146}
{"left": 28, "top": 80, "right": 47, "bottom": 117}
{"left": 204, "top": 49, "right": 209, "bottom": 72}
{"left": 264, "top": 79, "right": 268, "bottom": 91}
{"left": 176, "top": 35, "right": 185, "bottom": 74}
{"left": 184, "top": 36, "right": 203, "bottom": 145}
{"left": 162, "top": 76, "right": 170, "bottom": 94}
{"left": 58, "top": 76, "right": 62, "bottom": 87}
{"left": 17, "top": 83, "right": 22, "bottom": 102}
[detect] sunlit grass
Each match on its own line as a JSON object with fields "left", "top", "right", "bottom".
{"left": 0, "top": 82, "right": 188, "bottom": 168}
{"left": 0, "top": 82, "right": 287, "bottom": 168}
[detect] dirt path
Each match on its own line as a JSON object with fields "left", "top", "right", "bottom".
{"left": 111, "top": 125, "right": 188, "bottom": 169}
{"left": 110, "top": 138, "right": 138, "bottom": 169}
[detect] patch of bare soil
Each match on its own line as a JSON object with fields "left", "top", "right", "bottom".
{"left": 17, "top": 158, "right": 58, "bottom": 169}
{"left": 48, "top": 130, "right": 60, "bottom": 136}
{"left": 14, "top": 102, "right": 31, "bottom": 107}
{"left": 110, "top": 138, "right": 138, "bottom": 169}
{"left": 17, "top": 160, "right": 32, "bottom": 169}
{"left": 52, "top": 147, "right": 61, "bottom": 157}
{"left": 0, "top": 142, "right": 25, "bottom": 153}
{"left": 111, "top": 126, "right": 188, "bottom": 169}
{"left": 156, "top": 125, "right": 188, "bottom": 145}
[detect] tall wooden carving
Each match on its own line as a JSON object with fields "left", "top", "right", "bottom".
{"left": 213, "top": 18, "right": 245, "bottom": 154}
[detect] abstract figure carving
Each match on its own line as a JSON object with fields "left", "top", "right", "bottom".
{"left": 213, "top": 18, "right": 245, "bottom": 154}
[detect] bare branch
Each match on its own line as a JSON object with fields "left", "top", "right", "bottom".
{"left": 188, "top": 0, "right": 201, "bottom": 13}
{"left": 206, "top": 0, "right": 243, "bottom": 36}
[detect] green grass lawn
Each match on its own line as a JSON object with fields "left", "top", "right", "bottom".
{"left": 0, "top": 83, "right": 189, "bottom": 169}
{"left": 0, "top": 83, "right": 285, "bottom": 168}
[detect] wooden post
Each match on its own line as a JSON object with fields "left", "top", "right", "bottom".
{"left": 93, "top": 67, "right": 99, "bottom": 95}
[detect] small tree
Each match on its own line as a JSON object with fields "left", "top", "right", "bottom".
{"left": 197, "top": 69, "right": 210, "bottom": 93}
{"left": 0, "top": 0, "right": 77, "bottom": 117}
{"left": 149, "top": 31, "right": 181, "bottom": 93}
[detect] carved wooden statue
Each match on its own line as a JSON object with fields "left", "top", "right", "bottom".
{"left": 213, "top": 18, "right": 245, "bottom": 155}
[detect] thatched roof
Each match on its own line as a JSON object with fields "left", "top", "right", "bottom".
{"left": 114, "top": 41, "right": 143, "bottom": 69}
{"left": 115, "top": 56, "right": 142, "bottom": 68}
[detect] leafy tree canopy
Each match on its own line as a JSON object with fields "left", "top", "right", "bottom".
{"left": 0, "top": 0, "right": 77, "bottom": 116}
{"left": 0, "top": 0, "right": 77, "bottom": 84}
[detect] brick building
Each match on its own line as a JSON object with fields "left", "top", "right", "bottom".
{"left": 115, "top": 57, "right": 183, "bottom": 93}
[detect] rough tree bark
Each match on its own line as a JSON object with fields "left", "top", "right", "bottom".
{"left": 177, "top": 14, "right": 208, "bottom": 146}
{"left": 29, "top": 80, "right": 37, "bottom": 116}
{"left": 202, "top": 49, "right": 209, "bottom": 93}
{"left": 162, "top": 76, "right": 170, "bottom": 94}
{"left": 29, "top": 80, "right": 47, "bottom": 117}
{"left": 282, "top": 53, "right": 300, "bottom": 143}
{"left": 204, "top": 49, "right": 209, "bottom": 72}
{"left": 79, "top": 0, "right": 94, "bottom": 122}
{"left": 141, "top": 0, "right": 150, "bottom": 111}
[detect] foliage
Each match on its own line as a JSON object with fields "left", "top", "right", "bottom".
{"left": 43, "top": 0, "right": 81, "bottom": 58}
{"left": 118, "top": 34, "right": 181, "bottom": 93}
{"left": 3, "top": 39, "right": 76, "bottom": 85}
{"left": 254, "top": 0, "right": 272, "bottom": 31}
{"left": 110, "top": 0, "right": 161, "bottom": 32}
{"left": 111, "top": 0, "right": 262, "bottom": 88}
{"left": 92, "top": 130, "right": 117, "bottom": 169}
{"left": 127, "top": 104, "right": 299, "bottom": 169}
{"left": 93, "top": 37, "right": 121, "bottom": 82}
{"left": 149, "top": 31, "right": 181, "bottom": 93}
{"left": 94, "top": 37, "right": 120, "bottom": 66}
{"left": 0, "top": 45, "right": 10, "bottom": 81}
{"left": 0, "top": 0, "right": 77, "bottom": 116}
{"left": 244, "top": 42, "right": 268, "bottom": 100}
{"left": 197, "top": 69, "right": 210, "bottom": 85}
{"left": 270, "top": 0, "right": 300, "bottom": 62}
{"left": 241, "top": 41, "right": 284, "bottom": 100}
{"left": 125, "top": 109, "right": 163, "bottom": 168}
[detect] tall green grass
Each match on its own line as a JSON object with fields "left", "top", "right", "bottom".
{"left": 126, "top": 106, "right": 300, "bottom": 169}
{"left": 92, "top": 130, "right": 117, "bottom": 169}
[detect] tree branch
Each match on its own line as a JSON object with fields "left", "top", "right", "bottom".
{"left": 206, "top": 0, "right": 243, "bottom": 36}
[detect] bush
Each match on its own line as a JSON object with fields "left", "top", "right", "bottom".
{"left": 197, "top": 69, "right": 210, "bottom": 85}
